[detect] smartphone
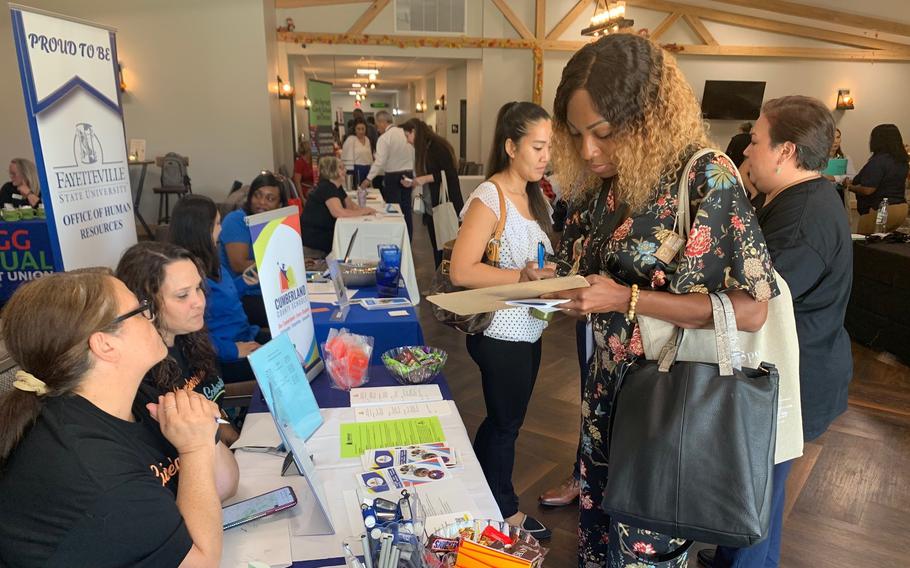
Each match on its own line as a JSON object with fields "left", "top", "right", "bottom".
{"left": 222, "top": 486, "right": 298, "bottom": 530}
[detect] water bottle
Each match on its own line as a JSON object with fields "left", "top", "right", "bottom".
{"left": 357, "top": 186, "right": 367, "bottom": 208}
{"left": 875, "top": 198, "right": 889, "bottom": 233}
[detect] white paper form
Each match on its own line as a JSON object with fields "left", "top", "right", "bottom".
{"left": 349, "top": 385, "right": 443, "bottom": 407}
{"left": 354, "top": 401, "right": 452, "bottom": 422}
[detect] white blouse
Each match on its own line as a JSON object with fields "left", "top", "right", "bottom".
{"left": 460, "top": 181, "right": 552, "bottom": 343}
{"left": 342, "top": 136, "right": 373, "bottom": 168}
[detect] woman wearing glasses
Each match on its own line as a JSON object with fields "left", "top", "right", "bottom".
{"left": 219, "top": 172, "right": 289, "bottom": 326}
{"left": 0, "top": 270, "right": 235, "bottom": 567}
{"left": 117, "top": 241, "right": 241, "bottom": 446}
{"left": 171, "top": 195, "right": 269, "bottom": 383}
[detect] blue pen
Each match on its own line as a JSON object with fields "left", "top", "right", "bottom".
{"left": 537, "top": 241, "right": 545, "bottom": 270}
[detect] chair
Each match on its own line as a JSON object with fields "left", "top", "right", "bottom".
{"left": 153, "top": 155, "right": 191, "bottom": 224}
{"left": 222, "top": 380, "right": 255, "bottom": 411}
{"left": 856, "top": 202, "right": 909, "bottom": 234}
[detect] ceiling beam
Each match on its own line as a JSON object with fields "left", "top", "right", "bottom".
{"left": 629, "top": 0, "right": 910, "bottom": 53}
{"left": 346, "top": 0, "right": 389, "bottom": 35}
{"left": 546, "top": 0, "right": 594, "bottom": 41}
{"left": 281, "top": 31, "right": 536, "bottom": 49}
{"left": 683, "top": 14, "right": 717, "bottom": 46}
{"left": 668, "top": 44, "right": 910, "bottom": 61}
{"left": 706, "top": 0, "right": 910, "bottom": 38}
{"left": 536, "top": 0, "right": 546, "bottom": 40}
{"left": 277, "top": 0, "right": 370, "bottom": 7}
{"left": 491, "top": 0, "right": 535, "bottom": 40}
{"left": 650, "top": 12, "right": 681, "bottom": 41}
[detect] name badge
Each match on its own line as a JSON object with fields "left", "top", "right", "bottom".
{"left": 12, "top": 194, "right": 23, "bottom": 201}
{"left": 655, "top": 233, "right": 685, "bottom": 264}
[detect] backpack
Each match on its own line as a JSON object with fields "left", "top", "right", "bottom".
{"left": 160, "top": 152, "right": 189, "bottom": 188}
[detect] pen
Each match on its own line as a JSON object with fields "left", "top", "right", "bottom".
{"left": 537, "top": 241, "right": 545, "bottom": 270}
{"left": 216, "top": 418, "right": 230, "bottom": 425}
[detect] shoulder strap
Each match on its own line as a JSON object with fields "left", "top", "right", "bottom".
{"left": 439, "top": 170, "right": 449, "bottom": 204}
{"left": 672, "top": 148, "right": 716, "bottom": 241}
{"left": 485, "top": 180, "right": 508, "bottom": 264}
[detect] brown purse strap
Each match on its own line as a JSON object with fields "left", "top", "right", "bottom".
{"left": 486, "top": 180, "right": 508, "bottom": 264}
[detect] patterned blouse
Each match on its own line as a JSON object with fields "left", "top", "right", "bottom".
{"left": 554, "top": 149, "right": 778, "bottom": 371}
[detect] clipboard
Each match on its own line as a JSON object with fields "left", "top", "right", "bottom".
{"left": 426, "top": 275, "right": 589, "bottom": 316}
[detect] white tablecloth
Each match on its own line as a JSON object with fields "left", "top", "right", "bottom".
{"left": 221, "top": 402, "right": 501, "bottom": 567}
{"left": 331, "top": 192, "right": 420, "bottom": 304}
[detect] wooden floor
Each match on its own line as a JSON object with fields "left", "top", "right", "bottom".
{"left": 406, "top": 218, "right": 910, "bottom": 567}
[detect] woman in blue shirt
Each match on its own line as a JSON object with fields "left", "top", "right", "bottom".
{"left": 219, "top": 172, "right": 288, "bottom": 327}
{"left": 170, "top": 195, "right": 268, "bottom": 383}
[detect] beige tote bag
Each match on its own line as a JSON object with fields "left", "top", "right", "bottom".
{"left": 637, "top": 149, "right": 804, "bottom": 464}
{"left": 432, "top": 171, "right": 460, "bottom": 251}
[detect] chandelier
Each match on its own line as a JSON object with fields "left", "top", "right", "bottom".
{"left": 581, "top": 0, "right": 634, "bottom": 37}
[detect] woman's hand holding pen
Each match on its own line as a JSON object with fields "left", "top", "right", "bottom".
{"left": 519, "top": 261, "right": 556, "bottom": 282}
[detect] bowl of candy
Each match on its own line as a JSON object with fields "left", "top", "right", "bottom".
{"left": 381, "top": 346, "right": 447, "bottom": 385}
{"left": 427, "top": 518, "right": 548, "bottom": 567}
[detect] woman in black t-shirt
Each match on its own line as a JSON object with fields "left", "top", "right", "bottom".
{"left": 0, "top": 157, "right": 41, "bottom": 208}
{"left": 845, "top": 124, "right": 909, "bottom": 215}
{"left": 0, "top": 270, "right": 237, "bottom": 567}
{"left": 705, "top": 96, "right": 854, "bottom": 568}
{"left": 300, "top": 155, "right": 375, "bottom": 258}
{"left": 117, "top": 241, "right": 240, "bottom": 446}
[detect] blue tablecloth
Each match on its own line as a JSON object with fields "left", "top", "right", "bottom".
{"left": 311, "top": 285, "right": 423, "bottom": 365}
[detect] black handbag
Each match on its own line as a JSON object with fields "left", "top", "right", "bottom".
{"left": 603, "top": 292, "right": 779, "bottom": 548}
{"left": 429, "top": 182, "right": 507, "bottom": 334}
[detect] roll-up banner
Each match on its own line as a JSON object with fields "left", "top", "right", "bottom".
{"left": 10, "top": 4, "right": 137, "bottom": 271}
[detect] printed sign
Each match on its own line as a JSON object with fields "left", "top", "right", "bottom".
{"left": 10, "top": 6, "right": 137, "bottom": 270}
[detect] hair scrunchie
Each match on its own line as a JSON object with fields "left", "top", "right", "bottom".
{"left": 13, "top": 370, "right": 49, "bottom": 396}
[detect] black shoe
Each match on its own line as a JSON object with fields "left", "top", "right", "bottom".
{"left": 697, "top": 548, "right": 715, "bottom": 568}
{"left": 520, "top": 515, "right": 551, "bottom": 541}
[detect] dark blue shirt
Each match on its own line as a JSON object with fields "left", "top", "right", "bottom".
{"left": 205, "top": 270, "right": 259, "bottom": 361}
{"left": 218, "top": 208, "right": 261, "bottom": 297}
{"left": 852, "top": 152, "right": 908, "bottom": 214}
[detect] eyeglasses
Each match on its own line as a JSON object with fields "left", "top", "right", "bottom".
{"left": 110, "top": 299, "right": 154, "bottom": 325}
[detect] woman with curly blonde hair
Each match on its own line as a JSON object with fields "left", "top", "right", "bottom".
{"left": 546, "top": 33, "right": 778, "bottom": 566}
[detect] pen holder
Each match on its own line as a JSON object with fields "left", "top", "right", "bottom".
{"left": 347, "top": 489, "right": 438, "bottom": 567}
{"left": 376, "top": 244, "right": 402, "bottom": 298}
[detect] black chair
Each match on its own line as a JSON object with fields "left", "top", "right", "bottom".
{"left": 153, "top": 155, "right": 191, "bottom": 224}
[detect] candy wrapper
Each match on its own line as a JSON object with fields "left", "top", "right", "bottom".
{"left": 322, "top": 328, "right": 374, "bottom": 390}
{"left": 381, "top": 346, "right": 448, "bottom": 385}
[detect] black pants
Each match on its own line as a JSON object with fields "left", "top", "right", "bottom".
{"left": 424, "top": 214, "right": 444, "bottom": 268}
{"left": 382, "top": 170, "right": 414, "bottom": 240}
{"left": 466, "top": 333, "right": 542, "bottom": 519}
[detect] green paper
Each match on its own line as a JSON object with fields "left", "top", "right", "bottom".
{"left": 339, "top": 417, "right": 446, "bottom": 458}
{"left": 822, "top": 158, "right": 847, "bottom": 176}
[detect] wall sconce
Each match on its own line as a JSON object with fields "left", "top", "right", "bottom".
{"left": 416, "top": 100, "right": 426, "bottom": 113}
{"left": 278, "top": 75, "right": 294, "bottom": 100}
{"left": 434, "top": 94, "right": 447, "bottom": 111}
{"left": 369, "top": 82, "right": 376, "bottom": 90}
{"left": 303, "top": 96, "right": 312, "bottom": 108}
{"left": 836, "top": 89, "right": 854, "bottom": 110}
{"left": 117, "top": 62, "right": 127, "bottom": 93}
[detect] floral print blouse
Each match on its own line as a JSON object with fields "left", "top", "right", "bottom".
{"left": 554, "top": 149, "right": 778, "bottom": 372}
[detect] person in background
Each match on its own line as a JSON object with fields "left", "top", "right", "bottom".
{"left": 346, "top": 107, "right": 379, "bottom": 151}
{"left": 844, "top": 124, "right": 909, "bottom": 215}
{"left": 301, "top": 156, "right": 376, "bottom": 259}
{"left": 117, "top": 241, "right": 241, "bottom": 447}
{"left": 699, "top": 96, "right": 853, "bottom": 568}
{"left": 218, "top": 172, "right": 288, "bottom": 328}
{"left": 170, "top": 195, "right": 268, "bottom": 383}
{"left": 0, "top": 158, "right": 41, "bottom": 208}
{"left": 449, "top": 101, "right": 555, "bottom": 541}
{"left": 342, "top": 118, "right": 374, "bottom": 187}
{"left": 822, "top": 128, "right": 854, "bottom": 202}
{"left": 400, "top": 118, "right": 464, "bottom": 267}
{"left": 360, "top": 110, "right": 416, "bottom": 238}
{"left": 0, "top": 269, "right": 234, "bottom": 567}
{"left": 293, "top": 141, "right": 315, "bottom": 198}
{"left": 548, "top": 34, "right": 775, "bottom": 566}
{"left": 725, "top": 122, "right": 753, "bottom": 168}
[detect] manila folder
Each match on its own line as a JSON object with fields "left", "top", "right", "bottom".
{"left": 427, "top": 275, "right": 589, "bottom": 316}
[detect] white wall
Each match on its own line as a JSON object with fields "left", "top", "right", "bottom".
{"left": 0, "top": 0, "right": 283, "bottom": 226}
{"left": 446, "top": 64, "right": 468, "bottom": 158}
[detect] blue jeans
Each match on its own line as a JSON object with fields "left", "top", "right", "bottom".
{"left": 714, "top": 459, "right": 794, "bottom": 568}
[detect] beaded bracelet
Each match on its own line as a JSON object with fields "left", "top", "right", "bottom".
{"left": 626, "top": 284, "right": 640, "bottom": 322}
